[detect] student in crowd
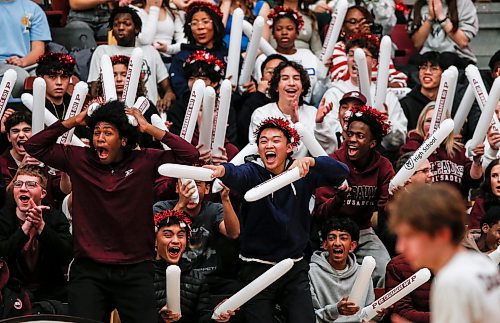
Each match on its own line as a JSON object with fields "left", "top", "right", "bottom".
{"left": 389, "top": 183, "right": 500, "bottom": 322}
{"left": 0, "top": 165, "right": 72, "bottom": 304}
{"left": 408, "top": 0, "right": 478, "bottom": 68}
{"left": 469, "top": 159, "right": 500, "bottom": 229}
{"left": 236, "top": 54, "right": 288, "bottom": 148}
{"left": 0, "top": 112, "right": 64, "bottom": 209}
{"left": 466, "top": 205, "right": 500, "bottom": 255}
{"left": 87, "top": 6, "right": 176, "bottom": 112}
{"left": 153, "top": 176, "right": 240, "bottom": 276}
{"left": 0, "top": 0, "right": 51, "bottom": 98}
{"left": 315, "top": 105, "right": 393, "bottom": 288}
{"left": 400, "top": 103, "right": 483, "bottom": 196}
{"left": 309, "top": 217, "right": 375, "bottom": 323}
{"left": 205, "top": 117, "right": 349, "bottom": 322}
{"left": 328, "top": 6, "right": 407, "bottom": 87}
{"left": 134, "top": 0, "right": 186, "bottom": 62}
{"left": 254, "top": 6, "right": 327, "bottom": 105}
{"left": 169, "top": 1, "right": 228, "bottom": 98}
{"left": 153, "top": 209, "right": 235, "bottom": 323}
{"left": 249, "top": 61, "right": 332, "bottom": 158}
{"left": 24, "top": 101, "right": 199, "bottom": 321}
{"left": 321, "top": 34, "right": 408, "bottom": 154}
{"left": 315, "top": 91, "right": 366, "bottom": 155}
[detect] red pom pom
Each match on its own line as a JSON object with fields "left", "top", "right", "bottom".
{"left": 186, "top": 1, "right": 223, "bottom": 19}
{"left": 185, "top": 50, "right": 225, "bottom": 76}
{"left": 254, "top": 117, "right": 301, "bottom": 148}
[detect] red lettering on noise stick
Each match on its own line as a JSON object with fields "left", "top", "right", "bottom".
{"left": 180, "top": 93, "right": 197, "bottom": 138}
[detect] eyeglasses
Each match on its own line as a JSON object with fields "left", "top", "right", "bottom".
{"left": 418, "top": 65, "right": 441, "bottom": 73}
{"left": 347, "top": 51, "right": 373, "bottom": 59}
{"left": 13, "top": 180, "right": 40, "bottom": 189}
{"left": 188, "top": 19, "right": 213, "bottom": 28}
{"left": 414, "top": 167, "right": 432, "bottom": 175}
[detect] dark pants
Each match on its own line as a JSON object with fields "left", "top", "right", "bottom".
{"left": 68, "top": 259, "right": 156, "bottom": 323}
{"left": 239, "top": 259, "right": 315, "bottom": 323}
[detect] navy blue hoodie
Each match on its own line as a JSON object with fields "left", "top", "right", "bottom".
{"left": 221, "top": 156, "right": 349, "bottom": 262}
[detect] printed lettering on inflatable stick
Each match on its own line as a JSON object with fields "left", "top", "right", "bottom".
{"left": 0, "top": 69, "right": 17, "bottom": 118}
{"left": 180, "top": 79, "right": 205, "bottom": 143}
{"left": 389, "top": 119, "right": 454, "bottom": 193}
{"left": 360, "top": 268, "right": 431, "bottom": 321}
{"left": 320, "top": 0, "right": 348, "bottom": 64}
{"left": 58, "top": 81, "right": 88, "bottom": 145}
{"left": 122, "top": 47, "right": 144, "bottom": 107}
{"left": 429, "top": 66, "right": 458, "bottom": 134}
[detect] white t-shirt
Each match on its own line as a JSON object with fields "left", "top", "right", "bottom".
{"left": 87, "top": 45, "right": 169, "bottom": 104}
{"left": 431, "top": 250, "right": 500, "bottom": 323}
{"left": 249, "top": 102, "right": 320, "bottom": 158}
{"left": 254, "top": 49, "right": 328, "bottom": 105}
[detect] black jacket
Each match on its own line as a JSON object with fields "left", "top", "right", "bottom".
{"left": 0, "top": 200, "right": 72, "bottom": 301}
{"left": 400, "top": 85, "right": 431, "bottom": 132}
{"left": 154, "top": 259, "right": 212, "bottom": 323}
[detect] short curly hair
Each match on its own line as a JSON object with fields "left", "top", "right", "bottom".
{"left": 5, "top": 111, "right": 32, "bottom": 134}
{"left": 86, "top": 100, "right": 139, "bottom": 153}
{"left": 345, "top": 35, "right": 379, "bottom": 60}
{"left": 321, "top": 217, "right": 360, "bottom": 243}
{"left": 108, "top": 6, "right": 142, "bottom": 32}
{"left": 268, "top": 61, "right": 311, "bottom": 106}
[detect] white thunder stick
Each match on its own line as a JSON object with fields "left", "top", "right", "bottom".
{"left": 100, "top": 54, "right": 117, "bottom": 102}
{"left": 348, "top": 256, "right": 376, "bottom": 307}
{"left": 21, "top": 94, "right": 85, "bottom": 147}
{"left": 212, "top": 80, "right": 232, "bottom": 155}
{"left": 245, "top": 167, "right": 301, "bottom": 202}
{"left": 294, "top": 122, "right": 327, "bottom": 157}
{"left": 133, "top": 96, "right": 150, "bottom": 115}
{"left": 429, "top": 66, "right": 458, "bottom": 134}
{"left": 374, "top": 36, "right": 392, "bottom": 112}
{"left": 180, "top": 79, "right": 205, "bottom": 143}
{"left": 166, "top": 265, "right": 181, "bottom": 315}
{"left": 465, "top": 64, "right": 500, "bottom": 132}
{"left": 239, "top": 16, "right": 264, "bottom": 86}
{"left": 198, "top": 86, "right": 216, "bottom": 153}
{"left": 226, "top": 8, "right": 243, "bottom": 87}
{"left": 32, "top": 77, "right": 46, "bottom": 135}
{"left": 354, "top": 48, "right": 372, "bottom": 105}
{"left": 360, "top": 268, "right": 431, "bottom": 321}
{"left": 212, "top": 259, "right": 293, "bottom": 319}
{"left": 158, "top": 164, "right": 214, "bottom": 181}
{"left": 389, "top": 119, "right": 454, "bottom": 193}
{"left": 0, "top": 69, "right": 17, "bottom": 118}
{"left": 242, "top": 20, "right": 276, "bottom": 56}
{"left": 150, "top": 114, "right": 171, "bottom": 150}
{"left": 488, "top": 245, "right": 500, "bottom": 265}
{"left": 58, "top": 81, "right": 88, "bottom": 145}
{"left": 468, "top": 77, "right": 500, "bottom": 154}
{"left": 320, "top": 0, "right": 348, "bottom": 64}
{"left": 122, "top": 47, "right": 144, "bottom": 107}
{"left": 230, "top": 143, "right": 258, "bottom": 165}
{"left": 453, "top": 84, "right": 475, "bottom": 135}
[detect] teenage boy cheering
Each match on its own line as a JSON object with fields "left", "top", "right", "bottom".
{"left": 205, "top": 117, "right": 349, "bottom": 322}
{"left": 24, "top": 101, "right": 198, "bottom": 321}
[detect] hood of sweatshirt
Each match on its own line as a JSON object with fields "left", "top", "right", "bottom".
{"left": 310, "top": 250, "right": 359, "bottom": 278}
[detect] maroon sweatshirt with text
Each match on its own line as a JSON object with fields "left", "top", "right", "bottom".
{"left": 400, "top": 132, "right": 481, "bottom": 193}
{"left": 24, "top": 121, "right": 199, "bottom": 264}
{"left": 314, "top": 142, "right": 395, "bottom": 229}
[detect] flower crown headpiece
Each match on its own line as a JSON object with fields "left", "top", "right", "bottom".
{"left": 186, "top": 1, "right": 223, "bottom": 19}
{"left": 36, "top": 52, "right": 76, "bottom": 75}
{"left": 154, "top": 210, "right": 193, "bottom": 235}
{"left": 110, "top": 55, "right": 130, "bottom": 66}
{"left": 345, "top": 105, "right": 390, "bottom": 136}
{"left": 37, "top": 52, "right": 76, "bottom": 66}
{"left": 184, "top": 50, "right": 225, "bottom": 76}
{"left": 267, "top": 6, "right": 304, "bottom": 31}
{"left": 254, "top": 117, "right": 301, "bottom": 148}
{"left": 346, "top": 33, "right": 380, "bottom": 48}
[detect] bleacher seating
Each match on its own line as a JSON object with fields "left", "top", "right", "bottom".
{"left": 470, "top": 3, "right": 500, "bottom": 69}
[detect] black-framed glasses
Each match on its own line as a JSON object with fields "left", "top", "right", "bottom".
{"left": 414, "top": 167, "right": 432, "bottom": 175}
{"left": 188, "top": 19, "right": 213, "bottom": 28}
{"left": 13, "top": 180, "right": 40, "bottom": 189}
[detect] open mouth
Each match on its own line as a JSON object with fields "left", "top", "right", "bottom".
{"left": 333, "top": 248, "right": 343, "bottom": 255}
{"left": 347, "top": 145, "right": 358, "bottom": 158}
{"left": 17, "top": 140, "right": 26, "bottom": 149}
{"left": 168, "top": 246, "right": 181, "bottom": 258}
{"left": 265, "top": 151, "right": 277, "bottom": 164}
{"left": 18, "top": 194, "right": 30, "bottom": 204}
{"left": 96, "top": 147, "right": 109, "bottom": 160}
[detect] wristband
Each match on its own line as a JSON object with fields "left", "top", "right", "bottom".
{"left": 438, "top": 17, "right": 449, "bottom": 28}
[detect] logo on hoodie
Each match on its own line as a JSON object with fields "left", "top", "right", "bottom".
{"left": 345, "top": 185, "right": 377, "bottom": 206}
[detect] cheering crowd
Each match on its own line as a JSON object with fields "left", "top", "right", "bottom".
{"left": 0, "top": 0, "right": 499, "bottom": 322}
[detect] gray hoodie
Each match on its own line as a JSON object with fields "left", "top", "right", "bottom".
{"left": 309, "top": 251, "right": 375, "bottom": 323}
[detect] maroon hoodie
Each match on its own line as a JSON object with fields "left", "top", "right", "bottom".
{"left": 315, "top": 141, "right": 395, "bottom": 229}
{"left": 400, "top": 132, "right": 481, "bottom": 192}
{"left": 24, "top": 121, "right": 199, "bottom": 264}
